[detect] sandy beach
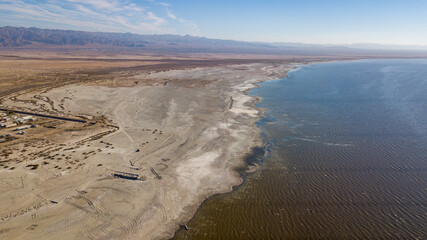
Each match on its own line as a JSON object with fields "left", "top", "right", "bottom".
{"left": 0, "top": 62, "right": 295, "bottom": 239}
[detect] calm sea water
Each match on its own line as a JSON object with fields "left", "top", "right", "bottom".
{"left": 175, "top": 59, "right": 427, "bottom": 239}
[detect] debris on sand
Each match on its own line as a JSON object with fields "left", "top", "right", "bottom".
{"left": 150, "top": 168, "right": 161, "bottom": 179}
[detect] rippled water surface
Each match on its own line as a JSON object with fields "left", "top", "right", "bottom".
{"left": 175, "top": 60, "right": 427, "bottom": 239}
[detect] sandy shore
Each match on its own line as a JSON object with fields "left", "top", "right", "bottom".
{"left": 0, "top": 63, "right": 295, "bottom": 239}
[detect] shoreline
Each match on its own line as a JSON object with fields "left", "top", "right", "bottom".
{"left": 171, "top": 63, "right": 305, "bottom": 238}
{"left": 0, "top": 62, "right": 297, "bottom": 239}
{"left": 171, "top": 60, "right": 355, "bottom": 239}
{"left": 0, "top": 57, "right": 423, "bottom": 239}
{"left": 160, "top": 63, "right": 300, "bottom": 238}
{"left": 173, "top": 59, "right": 427, "bottom": 239}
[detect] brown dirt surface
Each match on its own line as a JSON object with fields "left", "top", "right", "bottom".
{"left": 0, "top": 50, "right": 366, "bottom": 239}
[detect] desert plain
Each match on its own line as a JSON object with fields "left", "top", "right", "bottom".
{"left": 0, "top": 51, "right": 313, "bottom": 239}
{"left": 2, "top": 49, "right": 411, "bottom": 239}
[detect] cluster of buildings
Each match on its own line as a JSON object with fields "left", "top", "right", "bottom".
{"left": 0, "top": 113, "right": 37, "bottom": 135}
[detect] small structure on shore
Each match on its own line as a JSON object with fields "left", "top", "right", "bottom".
{"left": 112, "top": 171, "right": 144, "bottom": 181}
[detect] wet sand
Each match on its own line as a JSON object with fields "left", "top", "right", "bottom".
{"left": 0, "top": 63, "right": 295, "bottom": 239}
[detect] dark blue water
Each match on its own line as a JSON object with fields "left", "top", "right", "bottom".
{"left": 175, "top": 59, "right": 427, "bottom": 239}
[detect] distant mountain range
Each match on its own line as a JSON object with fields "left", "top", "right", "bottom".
{"left": 0, "top": 26, "right": 149, "bottom": 47}
{"left": 0, "top": 26, "right": 277, "bottom": 53}
{"left": 1, "top": 26, "right": 426, "bottom": 55}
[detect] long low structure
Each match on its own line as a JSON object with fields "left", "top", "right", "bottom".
{"left": 0, "top": 108, "right": 87, "bottom": 123}
{"left": 112, "top": 171, "right": 143, "bottom": 181}
{"left": 0, "top": 122, "right": 17, "bottom": 128}
{"left": 13, "top": 125, "right": 31, "bottom": 131}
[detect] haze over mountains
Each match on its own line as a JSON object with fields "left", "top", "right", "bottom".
{"left": 1, "top": 26, "right": 426, "bottom": 55}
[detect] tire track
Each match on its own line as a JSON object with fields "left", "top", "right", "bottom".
{"left": 70, "top": 194, "right": 142, "bottom": 239}
{"left": 145, "top": 202, "right": 168, "bottom": 238}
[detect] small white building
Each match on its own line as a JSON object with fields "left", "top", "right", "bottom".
{"left": 16, "top": 116, "right": 36, "bottom": 124}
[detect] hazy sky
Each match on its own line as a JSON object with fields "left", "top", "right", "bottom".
{"left": 1, "top": 0, "right": 426, "bottom": 45}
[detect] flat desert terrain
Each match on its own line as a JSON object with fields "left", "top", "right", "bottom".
{"left": 0, "top": 52, "right": 301, "bottom": 239}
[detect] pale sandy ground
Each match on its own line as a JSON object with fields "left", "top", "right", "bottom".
{"left": 0, "top": 63, "right": 296, "bottom": 239}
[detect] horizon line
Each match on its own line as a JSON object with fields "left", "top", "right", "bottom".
{"left": 2, "top": 25, "right": 427, "bottom": 49}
